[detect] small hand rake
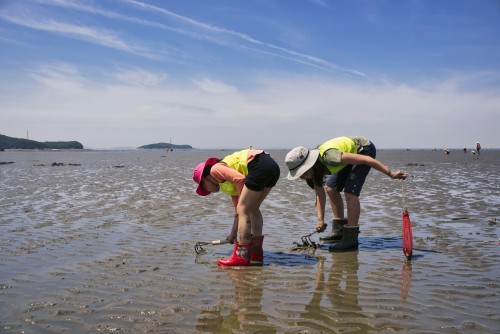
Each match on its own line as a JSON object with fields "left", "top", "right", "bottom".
{"left": 194, "top": 239, "right": 230, "bottom": 255}
{"left": 291, "top": 230, "right": 319, "bottom": 251}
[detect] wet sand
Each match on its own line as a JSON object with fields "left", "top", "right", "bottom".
{"left": 1, "top": 149, "right": 499, "bottom": 333}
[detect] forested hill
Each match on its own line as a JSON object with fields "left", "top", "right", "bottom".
{"left": 138, "top": 143, "right": 193, "bottom": 149}
{"left": 0, "top": 134, "right": 84, "bottom": 150}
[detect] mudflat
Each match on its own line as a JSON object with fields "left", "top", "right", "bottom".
{"left": 1, "top": 149, "right": 498, "bottom": 333}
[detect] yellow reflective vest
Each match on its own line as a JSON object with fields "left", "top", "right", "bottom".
{"left": 219, "top": 149, "right": 250, "bottom": 196}
{"left": 317, "top": 137, "right": 358, "bottom": 174}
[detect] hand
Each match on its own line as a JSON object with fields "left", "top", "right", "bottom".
{"left": 316, "top": 221, "right": 328, "bottom": 233}
{"left": 390, "top": 170, "right": 408, "bottom": 180}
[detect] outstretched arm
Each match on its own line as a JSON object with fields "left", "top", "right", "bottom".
{"left": 341, "top": 153, "right": 408, "bottom": 179}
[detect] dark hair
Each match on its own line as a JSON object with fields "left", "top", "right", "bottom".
{"left": 305, "top": 159, "right": 328, "bottom": 189}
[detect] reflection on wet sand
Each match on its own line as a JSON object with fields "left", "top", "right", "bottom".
{"left": 400, "top": 261, "right": 412, "bottom": 302}
{"left": 299, "top": 252, "right": 369, "bottom": 332}
{"left": 196, "top": 266, "right": 275, "bottom": 333}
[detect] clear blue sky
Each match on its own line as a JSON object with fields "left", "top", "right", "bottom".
{"left": 1, "top": 0, "right": 499, "bottom": 149}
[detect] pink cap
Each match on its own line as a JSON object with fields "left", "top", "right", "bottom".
{"left": 193, "top": 157, "right": 218, "bottom": 196}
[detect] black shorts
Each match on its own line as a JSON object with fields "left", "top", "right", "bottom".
{"left": 245, "top": 153, "right": 280, "bottom": 192}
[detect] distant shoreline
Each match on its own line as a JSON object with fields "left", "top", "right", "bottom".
{"left": 2, "top": 147, "right": 498, "bottom": 152}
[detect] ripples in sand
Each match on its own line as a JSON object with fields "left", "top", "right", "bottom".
{"left": 1, "top": 149, "right": 499, "bottom": 333}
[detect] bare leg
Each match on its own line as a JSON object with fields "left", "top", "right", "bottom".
{"left": 250, "top": 209, "right": 263, "bottom": 236}
{"left": 326, "top": 186, "right": 345, "bottom": 219}
{"left": 237, "top": 186, "right": 272, "bottom": 243}
{"left": 344, "top": 192, "right": 360, "bottom": 227}
{"left": 251, "top": 187, "right": 273, "bottom": 237}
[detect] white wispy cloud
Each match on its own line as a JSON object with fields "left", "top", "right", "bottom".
{"left": 39, "top": 0, "right": 171, "bottom": 30}
{"left": 122, "top": 0, "right": 365, "bottom": 76}
{"left": 0, "top": 8, "right": 160, "bottom": 59}
{"left": 8, "top": 0, "right": 365, "bottom": 76}
{"left": 113, "top": 67, "right": 167, "bottom": 87}
{"left": 192, "top": 78, "right": 238, "bottom": 94}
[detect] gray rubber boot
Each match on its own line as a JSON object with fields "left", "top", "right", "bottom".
{"left": 328, "top": 226, "right": 359, "bottom": 252}
{"left": 319, "top": 218, "right": 348, "bottom": 243}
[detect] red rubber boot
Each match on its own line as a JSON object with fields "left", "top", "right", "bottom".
{"left": 217, "top": 242, "right": 250, "bottom": 267}
{"left": 250, "top": 236, "right": 264, "bottom": 265}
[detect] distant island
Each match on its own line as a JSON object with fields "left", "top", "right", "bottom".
{"left": 138, "top": 143, "right": 193, "bottom": 150}
{"left": 0, "top": 134, "right": 83, "bottom": 150}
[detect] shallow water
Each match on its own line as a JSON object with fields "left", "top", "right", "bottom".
{"left": 1, "top": 149, "right": 499, "bottom": 333}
